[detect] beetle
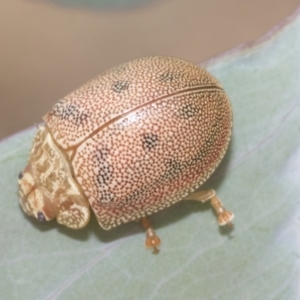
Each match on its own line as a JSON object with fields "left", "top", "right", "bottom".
{"left": 18, "top": 56, "right": 234, "bottom": 253}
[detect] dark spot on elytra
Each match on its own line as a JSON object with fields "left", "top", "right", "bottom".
{"left": 143, "top": 133, "right": 159, "bottom": 150}
{"left": 159, "top": 71, "right": 181, "bottom": 83}
{"left": 50, "top": 102, "right": 89, "bottom": 125}
{"left": 37, "top": 211, "right": 46, "bottom": 222}
{"left": 180, "top": 104, "right": 198, "bottom": 119}
{"left": 99, "top": 190, "right": 115, "bottom": 204}
{"left": 165, "top": 159, "right": 185, "bottom": 178}
{"left": 18, "top": 171, "right": 24, "bottom": 179}
{"left": 112, "top": 81, "right": 129, "bottom": 93}
{"left": 93, "top": 149, "right": 113, "bottom": 186}
{"left": 97, "top": 163, "right": 112, "bottom": 186}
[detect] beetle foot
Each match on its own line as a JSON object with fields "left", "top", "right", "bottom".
{"left": 145, "top": 235, "right": 161, "bottom": 254}
{"left": 140, "top": 217, "right": 161, "bottom": 254}
{"left": 210, "top": 196, "right": 234, "bottom": 227}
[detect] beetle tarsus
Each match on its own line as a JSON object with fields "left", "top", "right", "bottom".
{"left": 141, "top": 217, "right": 161, "bottom": 254}
{"left": 210, "top": 196, "right": 234, "bottom": 227}
{"left": 145, "top": 235, "right": 161, "bottom": 254}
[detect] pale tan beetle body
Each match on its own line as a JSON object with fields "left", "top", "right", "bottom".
{"left": 18, "top": 57, "right": 234, "bottom": 252}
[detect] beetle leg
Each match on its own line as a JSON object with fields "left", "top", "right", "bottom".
{"left": 184, "top": 189, "right": 234, "bottom": 227}
{"left": 140, "top": 217, "right": 161, "bottom": 254}
{"left": 184, "top": 189, "right": 216, "bottom": 202}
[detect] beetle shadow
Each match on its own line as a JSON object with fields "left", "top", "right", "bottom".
{"left": 56, "top": 213, "right": 139, "bottom": 244}
{"left": 20, "top": 141, "right": 234, "bottom": 243}
{"left": 20, "top": 205, "right": 139, "bottom": 243}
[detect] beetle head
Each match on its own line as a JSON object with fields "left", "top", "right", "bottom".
{"left": 18, "top": 126, "right": 90, "bottom": 229}
{"left": 18, "top": 164, "right": 59, "bottom": 223}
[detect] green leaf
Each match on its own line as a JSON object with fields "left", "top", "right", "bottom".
{"left": 1, "top": 7, "right": 300, "bottom": 299}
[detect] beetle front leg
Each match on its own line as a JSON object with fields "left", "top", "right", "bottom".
{"left": 140, "top": 217, "right": 161, "bottom": 254}
{"left": 184, "top": 189, "right": 234, "bottom": 227}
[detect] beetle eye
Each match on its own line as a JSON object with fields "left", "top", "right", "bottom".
{"left": 37, "top": 211, "right": 46, "bottom": 222}
{"left": 18, "top": 171, "right": 24, "bottom": 179}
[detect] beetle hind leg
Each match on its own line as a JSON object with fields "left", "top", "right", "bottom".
{"left": 140, "top": 217, "right": 161, "bottom": 254}
{"left": 210, "top": 195, "right": 234, "bottom": 227}
{"left": 184, "top": 189, "right": 234, "bottom": 227}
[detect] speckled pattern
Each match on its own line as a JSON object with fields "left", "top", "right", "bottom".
{"left": 44, "top": 56, "right": 225, "bottom": 149}
{"left": 28, "top": 56, "right": 232, "bottom": 230}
